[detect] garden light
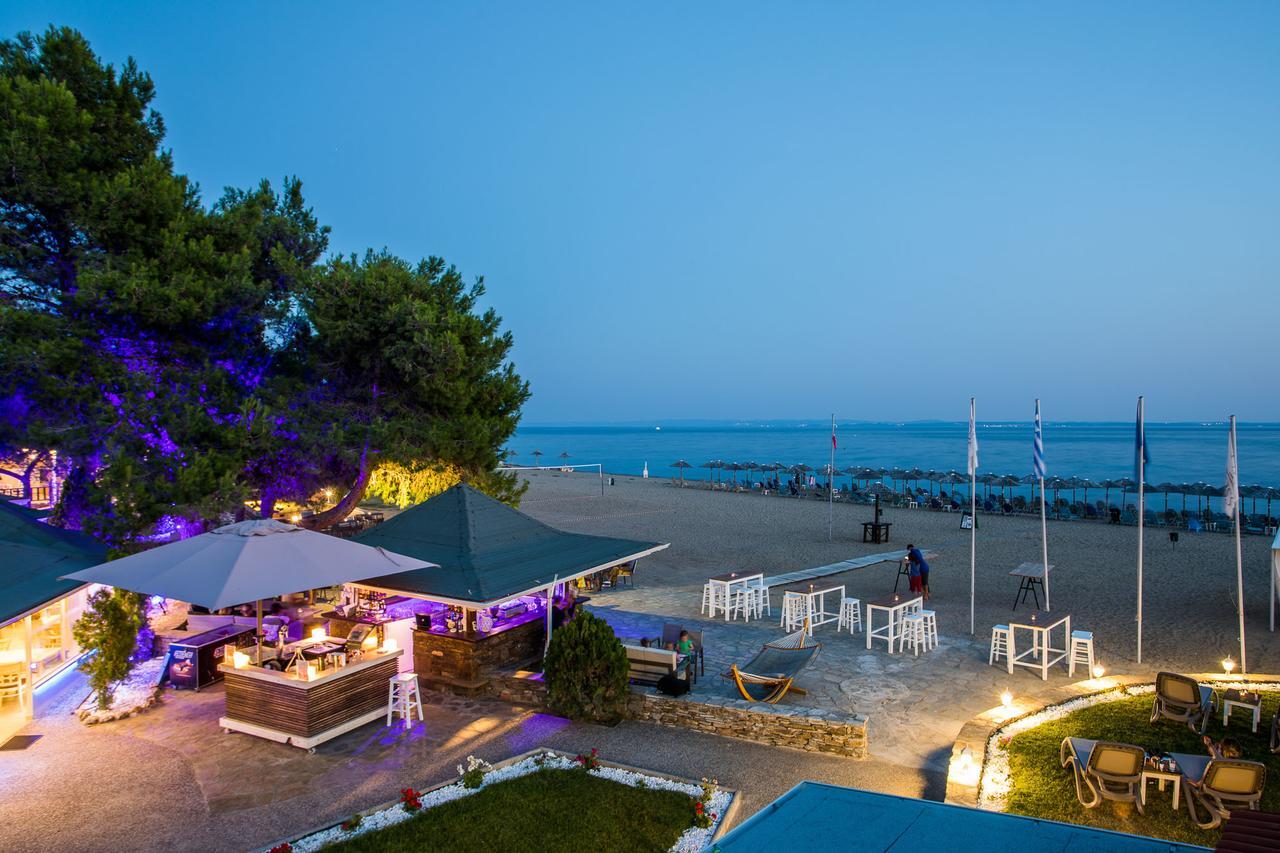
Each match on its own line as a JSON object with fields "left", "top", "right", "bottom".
{"left": 1222, "top": 656, "right": 1236, "bottom": 675}
{"left": 1091, "top": 664, "right": 1105, "bottom": 679}
{"left": 1000, "top": 690, "right": 1013, "bottom": 708}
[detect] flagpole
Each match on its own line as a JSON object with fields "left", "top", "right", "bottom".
{"left": 969, "top": 397, "right": 977, "bottom": 636}
{"left": 1137, "top": 395, "right": 1145, "bottom": 665}
{"left": 1230, "top": 416, "right": 1246, "bottom": 673}
{"left": 1036, "top": 399, "right": 1049, "bottom": 612}
{"left": 828, "top": 414, "right": 835, "bottom": 542}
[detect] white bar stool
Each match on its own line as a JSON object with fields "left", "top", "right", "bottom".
{"left": 1068, "top": 630, "right": 1095, "bottom": 677}
{"left": 899, "top": 612, "right": 927, "bottom": 656}
{"left": 387, "top": 672, "right": 424, "bottom": 726}
{"left": 989, "top": 624, "right": 1010, "bottom": 665}
{"left": 749, "top": 582, "right": 771, "bottom": 617}
{"left": 918, "top": 609, "right": 938, "bottom": 649}
{"left": 731, "top": 588, "right": 758, "bottom": 621}
{"left": 780, "top": 593, "right": 808, "bottom": 632}
{"left": 838, "top": 597, "right": 862, "bottom": 633}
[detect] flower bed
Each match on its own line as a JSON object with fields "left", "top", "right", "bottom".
{"left": 276, "top": 750, "right": 734, "bottom": 853}
{"left": 978, "top": 681, "right": 1280, "bottom": 845}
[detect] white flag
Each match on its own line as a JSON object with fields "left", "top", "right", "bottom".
{"left": 967, "top": 397, "right": 979, "bottom": 476}
{"left": 1224, "top": 418, "right": 1239, "bottom": 519}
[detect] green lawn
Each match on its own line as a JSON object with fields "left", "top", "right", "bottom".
{"left": 323, "top": 768, "right": 694, "bottom": 853}
{"left": 1004, "top": 691, "right": 1279, "bottom": 846}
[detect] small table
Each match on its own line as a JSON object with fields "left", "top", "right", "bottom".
{"left": 1006, "top": 611, "right": 1071, "bottom": 681}
{"left": 1222, "top": 690, "right": 1262, "bottom": 732}
{"left": 1139, "top": 769, "right": 1181, "bottom": 810}
{"left": 1009, "top": 562, "right": 1053, "bottom": 610}
{"left": 865, "top": 593, "right": 922, "bottom": 653}
{"left": 863, "top": 521, "right": 892, "bottom": 543}
{"left": 706, "top": 571, "right": 764, "bottom": 621}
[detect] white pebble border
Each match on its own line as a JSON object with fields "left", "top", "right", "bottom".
{"left": 76, "top": 656, "right": 167, "bottom": 725}
{"left": 286, "top": 751, "right": 733, "bottom": 853}
{"left": 978, "top": 681, "right": 1280, "bottom": 812}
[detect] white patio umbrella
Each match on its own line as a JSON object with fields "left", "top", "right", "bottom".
{"left": 63, "top": 518, "right": 435, "bottom": 611}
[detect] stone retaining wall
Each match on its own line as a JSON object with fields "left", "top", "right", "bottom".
{"left": 629, "top": 692, "right": 868, "bottom": 758}
{"left": 484, "top": 669, "right": 869, "bottom": 758}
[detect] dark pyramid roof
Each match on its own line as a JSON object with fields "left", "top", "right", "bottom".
{"left": 0, "top": 500, "right": 108, "bottom": 626}
{"left": 354, "top": 484, "right": 666, "bottom": 605}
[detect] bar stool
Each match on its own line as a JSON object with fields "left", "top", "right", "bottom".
{"left": 780, "top": 593, "right": 809, "bottom": 633}
{"left": 899, "top": 612, "right": 927, "bottom": 656}
{"left": 387, "top": 672, "right": 424, "bottom": 726}
{"left": 918, "top": 609, "right": 938, "bottom": 649}
{"left": 837, "top": 597, "right": 862, "bottom": 633}
{"left": 748, "top": 581, "right": 771, "bottom": 617}
{"left": 731, "top": 588, "right": 758, "bottom": 621}
{"left": 989, "top": 624, "right": 1010, "bottom": 665}
{"left": 700, "top": 583, "right": 725, "bottom": 616}
{"left": 1068, "top": 630, "right": 1095, "bottom": 677}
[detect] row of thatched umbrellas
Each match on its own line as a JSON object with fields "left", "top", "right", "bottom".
{"left": 668, "top": 460, "right": 1280, "bottom": 515}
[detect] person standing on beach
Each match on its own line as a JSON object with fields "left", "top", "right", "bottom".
{"left": 907, "top": 544, "right": 931, "bottom": 600}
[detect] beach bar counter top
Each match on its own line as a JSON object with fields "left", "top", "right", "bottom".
{"left": 219, "top": 644, "right": 404, "bottom": 750}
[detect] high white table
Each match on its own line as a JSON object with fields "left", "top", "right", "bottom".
{"left": 865, "top": 593, "right": 922, "bottom": 653}
{"left": 706, "top": 571, "right": 764, "bottom": 621}
{"left": 781, "top": 585, "right": 845, "bottom": 635}
{"left": 1006, "top": 611, "right": 1071, "bottom": 680}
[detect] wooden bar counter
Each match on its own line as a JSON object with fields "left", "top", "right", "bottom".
{"left": 218, "top": 648, "right": 403, "bottom": 751}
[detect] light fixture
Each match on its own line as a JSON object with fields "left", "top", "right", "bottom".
{"left": 1091, "top": 664, "right": 1105, "bottom": 679}
{"left": 1000, "top": 690, "right": 1013, "bottom": 708}
{"left": 1222, "top": 656, "right": 1236, "bottom": 675}
{"left": 232, "top": 650, "right": 250, "bottom": 669}
{"left": 361, "top": 633, "right": 379, "bottom": 650}
{"left": 290, "top": 513, "right": 302, "bottom": 523}
{"left": 310, "top": 626, "right": 325, "bottom": 642}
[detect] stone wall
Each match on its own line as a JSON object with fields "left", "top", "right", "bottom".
{"left": 628, "top": 692, "right": 868, "bottom": 758}
{"left": 483, "top": 669, "right": 869, "bottom": 759}
{"left": 412, "top": 617, "right": 544, "bottom": 689}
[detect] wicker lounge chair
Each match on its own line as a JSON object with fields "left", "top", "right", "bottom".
{"left": 722, "top": 630, "right": 820, "bottom": 704}
{"left": 1169, "top": 752, "right": 1267, "bottom": 829}
{"left": 1150, "top": 672, "right": 1216, "bottom": 733}
{"left": 1059, "top": 737, "right": 1146, "bottom": 814}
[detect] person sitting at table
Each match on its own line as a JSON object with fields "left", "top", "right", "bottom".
{"left": 676, "top": 630, "right": 695, "bottom": 657}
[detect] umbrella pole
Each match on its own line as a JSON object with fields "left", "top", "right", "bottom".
{"left": 256, "top": 599, "right": 263, "bottom": 662}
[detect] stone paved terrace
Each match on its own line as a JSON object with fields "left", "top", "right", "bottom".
{"left": 590, "top": 594, "right": 1087, "bottom": 773}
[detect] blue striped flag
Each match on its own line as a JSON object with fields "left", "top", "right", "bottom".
{"left": 1032, "top": 399, "right": 1046, "bottom": 480}
{"left": 1134, "top": 397, "right": 1150, "bottom": 482}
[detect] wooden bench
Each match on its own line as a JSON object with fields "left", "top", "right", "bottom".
{"left": 622, "top": 644, "right": 689, "bottom": 686}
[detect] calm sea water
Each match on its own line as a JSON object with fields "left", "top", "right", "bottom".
{"left": 509, "top": 421, "right": 1280, "bottom": 498}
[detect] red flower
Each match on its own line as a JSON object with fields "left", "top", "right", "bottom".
{"left": 695, "top": 802, "right": 704, "bottom": 813}
{"left": 269, "top": 845, "right": 292, "bottom": 853}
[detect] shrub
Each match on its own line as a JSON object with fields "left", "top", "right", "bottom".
{"left": 72, "top": 587, "right": 146, "bottom": 709}
{"left": 543, "top": 610, "right": 629, "bottom": 723}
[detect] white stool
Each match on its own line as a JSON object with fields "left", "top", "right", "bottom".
{"left": 1068, "top": 630, "right": 1095, "bottom": 677}
{"left": 387, "top": 672, "right": 424, "bottom": 726}
{"left": 918, "top": 609, "right": 938, "bottom": 649}
{"left": 837, "top": 597, "right": 862, "bottom": 633}
{"left": 989, "top": 624, "right": 1010, "bottom": 665}
{"left": 700, "top": 583, "right": 715, "bottom": 615}
{"left": 731, "top": 588, "right": 758, "bottom": 621}
{"left": 750, "top": 583, "right": 772, "bottom": 616}
{"left": 780, "top": 593, "right": 809, "bottom": 633}
{"left": 899, "top": 612, "right": 927, "bottom": 656}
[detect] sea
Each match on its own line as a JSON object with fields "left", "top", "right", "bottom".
{"left": 509, "top": 421, "right": 1280, "bottom": 501}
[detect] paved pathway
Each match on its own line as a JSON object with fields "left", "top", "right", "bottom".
{"left": 0, "top": 670, "right": 938, "bottom": 853}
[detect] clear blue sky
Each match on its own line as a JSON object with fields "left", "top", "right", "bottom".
{"left": 8, "top": 2, "right": 1280, "bottom": 422}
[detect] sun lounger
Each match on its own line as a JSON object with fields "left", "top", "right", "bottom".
{"left": 1167, "top": 752, "right": 1266, "bottom": 829}
{"left": 1150, "top": 672, "right": 1216, "bottom": 733}
{"left": 722, "top": 630, "right": 820, "bottom": 705}
{"left": 1059, "top": 737, "right": 1146, "bottom": 814}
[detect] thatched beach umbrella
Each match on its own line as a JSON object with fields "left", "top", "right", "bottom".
{"left": 700, "top": 460, "right": 721, "bottom": 484}
{"left": 993, "top": 474, "right": 1021, "bottom": 503}
{"left": 559, "top": 451, "right": 571, "bottom": 465}
{"left": 741, "top": 461, "right": 761, "bottom": 482}
{"left": 865, "top": 482, "right": 896, "bottom": 500}
{"left": 1074, "top": 477, "right": 1100, "bottom": 507}
{"left": 670, "top": 459, "right": 693, "bottom": 486}
{"left": 936, "top": 470, "right": 969, "bottom": 500}
{"left": 1153, "top": 482, "right": 1178, "bottom": 512}
{"left": 888, "top": 467, "right": 910, "bottom": 496}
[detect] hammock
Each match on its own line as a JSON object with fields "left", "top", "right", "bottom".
{"left": 721, "top": 629, "right": 821, "bottom": 704}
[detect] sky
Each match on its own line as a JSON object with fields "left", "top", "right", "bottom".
{"left": 6, "top": 2, "right": 1280, "bottom": 423}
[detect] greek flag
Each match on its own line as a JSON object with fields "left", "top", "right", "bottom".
{"left": 1134, "top": 397, "right": 1150, "bottom": 483}
{"left": 1032, "top": 399, "right": 1046, "bottom": 480}
{"left": 967, "top": 397, "right": 979, "bottom": 476}
{"left": 1224, "top": 417, "right": 1239, "bottom": 519}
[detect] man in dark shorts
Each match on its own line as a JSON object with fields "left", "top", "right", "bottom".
{"left": 906, "top": 544, "right": 931, "bottom": 601}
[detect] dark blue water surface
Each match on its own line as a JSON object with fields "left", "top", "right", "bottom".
{"left": 509, "top": 421, "right": 1280, "bottom": 494}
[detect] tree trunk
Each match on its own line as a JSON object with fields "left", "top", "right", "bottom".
{"left": 300, "top": 443, "right": 375, "bottom": 530}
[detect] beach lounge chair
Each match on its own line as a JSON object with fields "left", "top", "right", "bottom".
{"left": 1169, "top": 752, "right": 1267, "bottom": 829}
{"left": 1150, "top": 672, "right": 1216, "bottom": 733}
{"left": 1059, "top": 737, "right": 1146, "bottom": 814}
{"left": 722, "top": 629, "right": 820, "bottom": 704}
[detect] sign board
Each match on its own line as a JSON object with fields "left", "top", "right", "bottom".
{"left": 960, "top": 512, "right": 975, "bottom": 530}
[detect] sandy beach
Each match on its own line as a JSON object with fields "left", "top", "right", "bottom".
{"left": 517, "top": 470, "right": 1279, "bottom": 772}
